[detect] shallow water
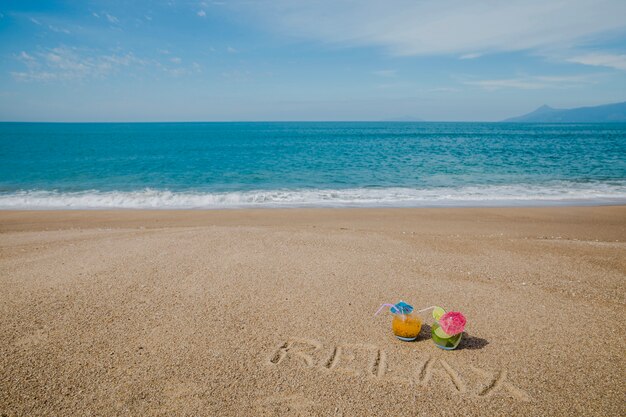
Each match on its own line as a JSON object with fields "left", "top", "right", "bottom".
{"left": 1, "top": 122, "right": 625, "bottom": 208}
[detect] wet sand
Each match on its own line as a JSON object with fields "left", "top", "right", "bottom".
{"left": 1, "top": 206, "right": 625, "bottom": 416}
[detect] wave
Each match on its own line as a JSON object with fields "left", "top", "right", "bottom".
{"left": 1, "top": 182, "right": 626, "bottom": 209}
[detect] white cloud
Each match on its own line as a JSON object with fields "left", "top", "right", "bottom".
{"left": 227, "top": 46, "right": 238, "bottom": 53}
{"left": 428, "top": 87, "right": 460, "bottom": 93}
{"left": 48, "top": 25, "right": 71, "bottom": 34}
{"left": 567, "top": 53, "right": 626, "bottom": 71}
{"left": 92, "top": 11, "right": 118, "bottom": 24}
{"left": 221, "top": 69, "right": 251, "bottom": 80}
{"left": 373, "top": 69, "right": 397, "bottom": 77}
{"left": 12, "top": 46, "right": 145, "bottom": 82}
{"left": 230, "top": 0, "right": 626, "bottom": 57}
{"left": 197, "top": 10, "right": 206, "bottom": 17}
{"left": 28, "top": 16, "right": 71, "bottom": 34}
{"left": 459, "top": 53, "right": 482, "bottom": 60}
{"left": 163, "top": 68, "right": 188, "bottom": 77}
{"left": 153, "top": 57, "right": 203, "bottom": 77}
{"left": 104, "top": 13, "right": 119, "bottom": 24}
{"left": 464, "top": 74, "right": 596, "bottom": 90}
{"left": 11, "top": 71, "right": 58, "bottom": 82}
{"left": 17, "top": 51, "right": 37, "bottom": 66}
{"left": 465, "top": 79, "right": 545, "bottom": 90}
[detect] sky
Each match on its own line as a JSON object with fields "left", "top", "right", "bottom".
{"left": 0, "top": 0, "right": 625, "bottom": 122}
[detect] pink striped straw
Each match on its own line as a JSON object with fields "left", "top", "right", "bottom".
{"left": 373, "top": 303, "right": 396, "bottom": 316}
{"left": 374, "top": 304, "right": 438, "bottom": 317}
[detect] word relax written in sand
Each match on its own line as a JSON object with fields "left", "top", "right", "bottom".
{"left": 266, "top": 338, "right": 530, "bottom": 402}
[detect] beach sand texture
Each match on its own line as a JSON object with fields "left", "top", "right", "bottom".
{"left": 1, "top": 206, "right": 625, "bottom": 416}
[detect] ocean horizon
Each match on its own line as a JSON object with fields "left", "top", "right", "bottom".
{"left": 1, "top": 121, "right": 625, "bottom": 209}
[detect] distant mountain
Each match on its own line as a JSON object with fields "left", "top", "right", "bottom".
{"left": 503, "top": 101, "right": 626, "bottom": 123}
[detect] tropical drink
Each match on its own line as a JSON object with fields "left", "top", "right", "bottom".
{"left": 431, "top": 322, "right": 463, "bottom": 349}
{"left": 431, "top": 308, "right": 466, "bottom": 350}
{"left": 375, "top": 300, "right": 423, "bottom": 341}
{"left": 392, "top": 313, "right": 422, "bottom": 341}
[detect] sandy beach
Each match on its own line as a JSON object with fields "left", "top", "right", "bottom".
{"left": 1, "top": 206, "right": 625, "bottom": 416}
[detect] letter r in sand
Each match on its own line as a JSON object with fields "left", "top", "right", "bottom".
{"left": 268, "top": 338, "right": 323, "bottom": 367}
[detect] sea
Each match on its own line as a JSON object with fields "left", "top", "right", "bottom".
{"left": 1, "top": 122, "right": 625, "bottom": 209}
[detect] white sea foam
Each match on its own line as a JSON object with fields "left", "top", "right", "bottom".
{"left": 1, "top": 183, "right": 626, "bottom": 209}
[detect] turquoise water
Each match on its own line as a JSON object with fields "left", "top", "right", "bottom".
{"left": 0, "top": 122, "right": 625, "bottom": 208}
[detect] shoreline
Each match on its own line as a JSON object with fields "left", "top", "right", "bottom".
{"left": 2, "top": 183, "right": 625, "bottom": 211}
{"left": 1, "top": 198, "right": 626, "bottom": 210}
{"left": 1, "top": 205, "right": 625, "bottom": 415}
{"left": 2, "top": 205, "right": 626, "bottom": 233}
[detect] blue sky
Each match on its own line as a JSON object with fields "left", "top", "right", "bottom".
{"left": 0, "top": 0, "right": 625, "bottom": 121}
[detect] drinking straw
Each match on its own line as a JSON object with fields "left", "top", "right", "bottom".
{"left": 375, "top": 304, "right": 438, "bottom": 317}
{"left": 374, "top": 303, "right": 396, "bottom": 316}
